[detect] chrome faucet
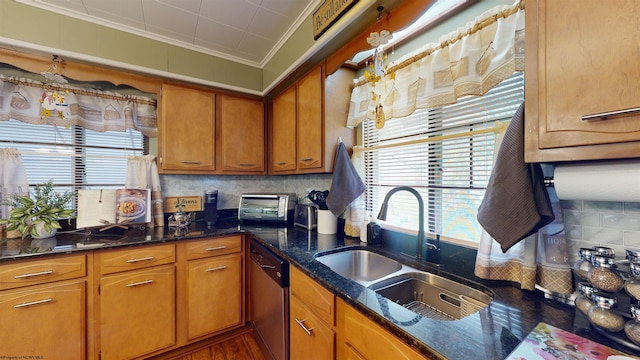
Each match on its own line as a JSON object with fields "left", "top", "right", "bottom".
{"left": 377, "top": 186, "right": 429, "bottom": 261}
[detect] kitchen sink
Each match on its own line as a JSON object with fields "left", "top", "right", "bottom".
{"left": 369, "top": 271, "right": 493, "bottom": 320}
{"left": 315, "top": 249, "right": 403, "bottom": 286}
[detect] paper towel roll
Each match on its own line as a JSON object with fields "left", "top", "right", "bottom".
{"left": 554, "top": 160, "right": 640, "bottom": 202}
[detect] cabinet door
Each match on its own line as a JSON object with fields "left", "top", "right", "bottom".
{"left": 525, "top": 0, "right": 640, "bottom": 161}
{"left": 186, "top": 253, "right": 243, "bottom": 339}
{"left": 296, "top": 66, "right": 324, "bottom": 172}
{"left": 99, "top": 265, "right": 175, "bottom": 360}
{"left": 0, "top": 280, "right": 86, "bottom": 359}
{"left": 290, "top": 294, "right": 335, "bottom": 360}
{"left": 270, "top": 86, "right": 297, "bottom": 173}
{"left": 336, "top": 299, "right": 429, "bottom": 360}
{"left": 160, "top": 84, "right": 215, "bottom": 172}
{"left": 218, "top": 94, "right": 266, "bottom": 173}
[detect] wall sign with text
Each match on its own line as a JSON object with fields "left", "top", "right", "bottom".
{"left": 313, "top": 0, "right": 359, "bottom": 39}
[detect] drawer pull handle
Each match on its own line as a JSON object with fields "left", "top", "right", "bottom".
{"left": 14, "top": 270, "right": 53, "bottom": 279}
{"left": 295, "top": 318, "right": 314, "bottom": 336}
{"left": 238, "top": 163, "right": 255, "bottom": 166}
{"left": 277, "top": 162, "right": 286, "bottom": 165}
{"left": 205, "top": 246, "right": 227, "bottom": 251}
{"left": 126, "top": 256, "right": 154, "bottom": 263}
{"left": 126, "top": 279, "right": 154, "bottom": 287}
{"left": 181, "top": 160, "right": 202, "bottom": 164}
{"left": 299, "top": 157, "right": 313, "bottom": 162}
{"left": 206, "top": 265, "right": 227, "bottom": 272}
{"left": 13, "top": 298, "right": 53, "bottom": 308}
{"left": 582, "top": 107, "right": 640, "bottom": 121}
{"left": 260, "top": 264, "right": 276, "bottom": 269}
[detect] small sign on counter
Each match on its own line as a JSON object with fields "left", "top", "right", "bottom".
{"left": 163, "top": 196, "right": 202, "bottom": 213}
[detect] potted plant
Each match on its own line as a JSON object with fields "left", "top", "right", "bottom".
{"left": 1, "top": 180, "right": 75, "bottom": 239}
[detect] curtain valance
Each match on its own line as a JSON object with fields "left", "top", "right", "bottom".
{"left": 347, "top": 0, "right": 525, "bottom": 128}
{"left": 0, "top": 75, "right": 158, "bottom": 137}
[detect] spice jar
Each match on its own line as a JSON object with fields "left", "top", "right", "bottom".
{"left": 587, "top": 255, "right": 624, "bottom": 293}
{"left": 593, "top": 246, "right": 615, "bottom": 258}
{"left": 573, "top": 247, "right": 595, "bottom": 279}
{"left": 624, "top": 304, "right": 640, "bottom": 346}
{"left": 626, "top": 248, "right": 640, "bottom": 264}
{"left": 588, "top": 292, "right": 625, "bottom": 332}
{"left": 575, "top": 282, "right": 597, "bottom": 315}
{"left": 624, "top": 262, "right": 640, "bottom": 300}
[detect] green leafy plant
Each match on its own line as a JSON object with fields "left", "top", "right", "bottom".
{"left": 1, "top": 180, "right": 75, "bottom": 239}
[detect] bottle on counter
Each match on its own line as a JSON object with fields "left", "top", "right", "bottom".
{"left": 587, "top": 255, "right": 624, "bottom": 293}
{"left": 575, "top": 281, "right": 598, "bottom": 316}
{"left": 573, "top": 247, "right": 596, "bottom": 280}
{"left": 588, "top": 292, "right": 625, "bottom": 332}
{"left": 624, "top": 262, "right": 640, "bottom": 300}
{"left": 624, "top": 304, "right": 640, "bottom": 346}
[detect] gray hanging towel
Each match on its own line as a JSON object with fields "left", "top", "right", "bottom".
{"left": 326, "top": 142, "right": 366, "bottom": 217}
{"left": 477, "top": 102, "right": 555, "bottom": 253}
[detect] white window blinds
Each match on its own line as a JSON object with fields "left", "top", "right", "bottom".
{"left": 362, "top": 72, "right": 524, "bottom": 245}
{"left": 0, "top": 119, "right": 145, "bottom": 197}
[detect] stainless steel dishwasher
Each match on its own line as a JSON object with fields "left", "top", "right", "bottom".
{"left": 250, "top": 237, "right": 289, "bottom": 360}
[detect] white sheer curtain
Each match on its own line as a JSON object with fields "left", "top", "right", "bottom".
{"left": 0, "top": 75, "right": 157, "bottom": 137}
{"left": 126, "top": 155, "right": 163, "bottom": 227}
{"left": 0, "top": 148, "right": 29, "bottom": 237}
{"left": 347, "top": 0, "right": 525, "bottom": 128}
{"left": 343, "top": 146, "right": 366, "bottom": 238}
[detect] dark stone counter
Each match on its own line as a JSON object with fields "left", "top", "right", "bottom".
{"left": 1, "top": 219, "right": 637, "bottom": 359}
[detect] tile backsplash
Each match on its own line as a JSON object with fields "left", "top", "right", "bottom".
{"left": 160, "top": 174, "right": 332, "bottom": 210}
{"left": 562, "top": 199, "right": 640, "bottom": 263}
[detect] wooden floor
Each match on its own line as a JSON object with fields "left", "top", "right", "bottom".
{"left": 149, "top": 327, "right": 268, "bottom": 360}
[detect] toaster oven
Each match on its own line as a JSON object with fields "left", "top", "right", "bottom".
{"left": 238, "top": 193, "right": 297, "bottom": 223}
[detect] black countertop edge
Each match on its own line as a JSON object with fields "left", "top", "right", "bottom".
{"left": 1, "top": 220, "right": 637, "bottom": 359}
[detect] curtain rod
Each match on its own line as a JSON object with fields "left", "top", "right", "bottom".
{"left": 354, "top": 0, "right": 525, "bottom": 88}
{"left": 1, "top": 77, "right": 157, "bottom": 106}
{"left": 357, "top": 120, "right": 509, "bottom": 152}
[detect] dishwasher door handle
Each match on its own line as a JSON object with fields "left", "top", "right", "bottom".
{"left": 295, "top": 318, "right": 314, "bottom": 336}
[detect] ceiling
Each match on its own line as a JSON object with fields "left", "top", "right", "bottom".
{"left": 15, "top": 0, "right": 325, "bottom": 68}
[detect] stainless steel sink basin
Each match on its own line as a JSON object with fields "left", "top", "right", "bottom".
{"left": 369, "top": 271, "right": 493, "bottom": 320}
{"left": 315, "top": 249, "right": 403, "bottom": 285}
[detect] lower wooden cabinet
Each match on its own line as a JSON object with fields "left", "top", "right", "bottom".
{"left": 290, "top": 294, "right": 335, "bottom": 360}
{"left": 0, "top": 280, "right": 86, "bottom": 359}
{"left": 98, "top": 264, "right": 176, "bottom": 360}
{"left": 336, "top": 298, "right": 431, "bottom": 360}
{"left": 186, "top": 252, "right": 243, "bottom": 339}
{"left": 290, "top": 266, "right": 335, "bottom": 360}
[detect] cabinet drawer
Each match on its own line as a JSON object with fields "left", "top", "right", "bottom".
{"left": 185, "top": 235, "right": 242, "bottom": 260}
{"left": 290, "top": 266, "right": 334, "bottom": 326}
{"left": 0, "top": 254, "right": 87, "bottom": 290}
{"left": 290, "top": 295, "right": 335, "bottom": 360}
{"left": 97, "top": 243, "right": 175, "bottom": 275}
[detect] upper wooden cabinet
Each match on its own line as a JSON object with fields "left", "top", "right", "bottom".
{"left": 524, "top": 0, "right": 640, "bottom": 162}
{"left": 158, "top": 84, "right": 266, "bottom": 174}
{"left": 159, "top": 83, "right": 216, "bottom": 173}
{"left": 217, "top": 94, "right": 266, "bottom": 174}
{"left": 269, "top": 63, "right": 356, "bottom": 174}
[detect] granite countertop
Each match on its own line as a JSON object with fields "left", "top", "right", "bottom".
{"left": 1, "top": 219, "right": 637, "bottom": 359}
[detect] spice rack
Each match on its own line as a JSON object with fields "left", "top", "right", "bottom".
{"left": 573, "top": 248, "right": 640, "bottom": 353}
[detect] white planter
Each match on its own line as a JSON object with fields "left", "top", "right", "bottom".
{"left": 33, "top": 222, "right": 57, "bottom": 239}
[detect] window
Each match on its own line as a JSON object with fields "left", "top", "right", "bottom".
{"left": 0, "top": 119, "right": 146, "bottom": 203}
{"left": 363, "top": 72, "right": 524, "bottom": 246}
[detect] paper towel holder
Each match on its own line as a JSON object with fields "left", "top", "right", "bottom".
{"left": 544, "top": 177, "right": 554, "bottom": 187}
